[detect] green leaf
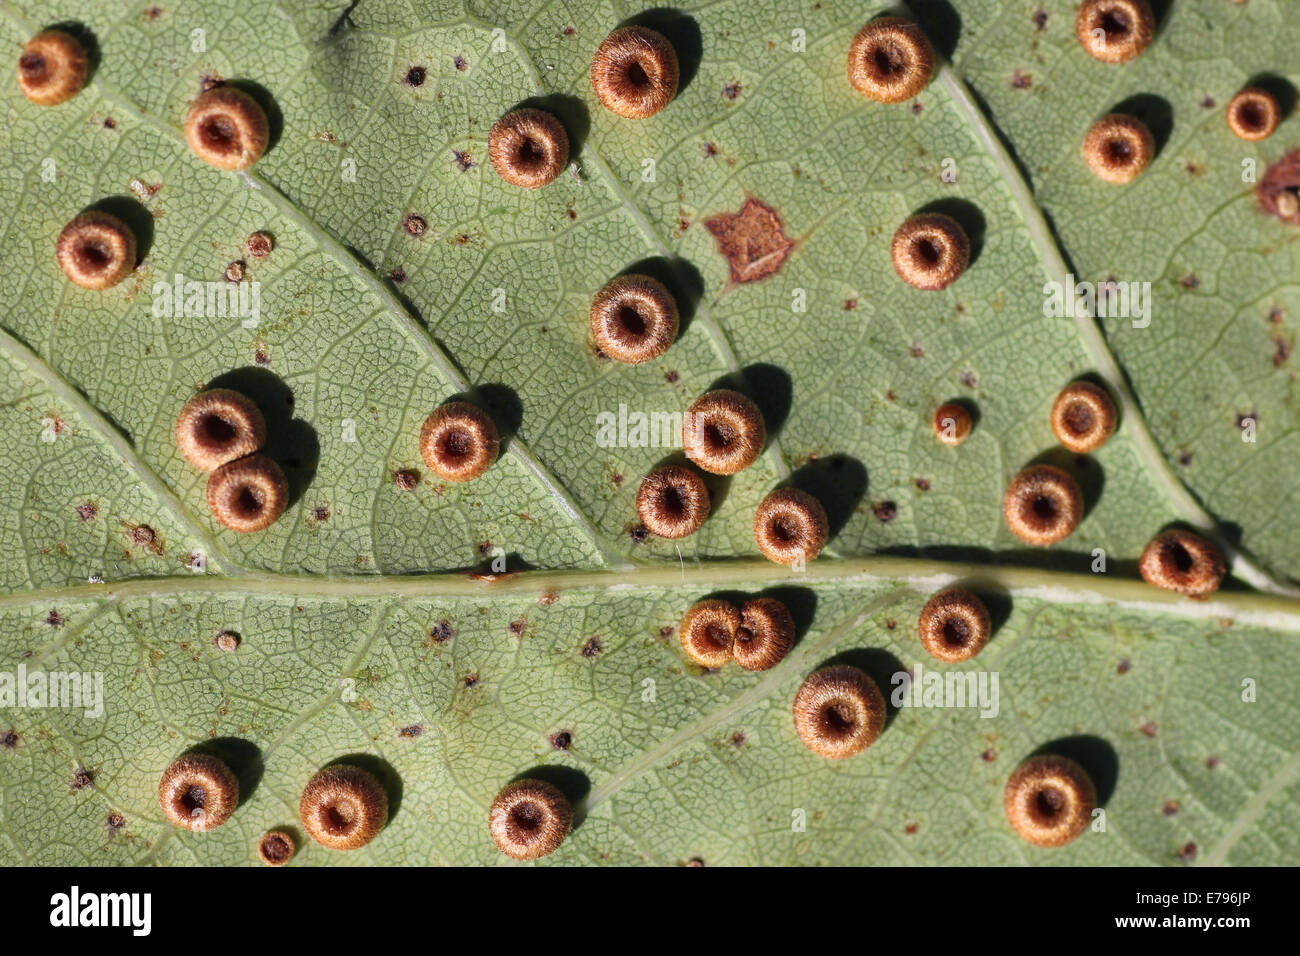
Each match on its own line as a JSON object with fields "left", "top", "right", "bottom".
{"left": 0, "top": 0, "right": 1296, "bottom": 865}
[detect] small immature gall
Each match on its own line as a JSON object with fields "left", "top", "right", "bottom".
{"left": 488, "top": 108, "right": 569, "bottom": 189}
{"left": 683, "top": 390, "right": 766, "bottom": 475}
{"left": 733, "top": 597, "right": 795, "bottom": 671}
{"left": 489, "top": 778, "right": 572, "bottom": 860}
{"left": 257, "top": 829, "right": 295, "bottom": 865}
{"left": 847, "top": 17, "right": 935, "bottom": 104}
{"left": 420, "top": 402, "right": 499, "bottom": 482}
{"left": 214, "top": 630, "right": 240, "bottom": 652}
{"left": 590, "top": 26, "right": 679, "bottom": 119}
{"left": 918, "top": 588, "right": 990, "bottom": 663}
{"left": 1226, "top": 88, "right": 1281, "bottom": 142}
{"left": 175, "top": 388, "right": 267, "bottom": 471}
{"left": 1138, "top": 529, "right": 1226, "bottom": 598}
{"left": 679, "top": 599, "right": 741, "bottom": 668}
{"left": 1004, "top": 754, "right": 1097, "bottom": 848}
{"left": 932, "top": 402, "right": 973, "bottom": 445}
{"left": 754, "top": 488, "right": 829, "bottom": 565}
{"left": 590, "top": 274, "right": 679, "bottom": 363}
{"left": 207, "top": 454, "right": 288, "bottom": 533}
{"left": 56, "top": 211, "right": 137, "bottom": 290}
{"left": 300, "top": 765, "right": 389, "bottom": 850}
{"left": 1051, "top": 381, "right": 1116, "bottom": 453}
{"left": 184, "top": 86, "right": 269, "bottom": 171}
{"left": 636, "top": 465, "right": 710, "bottom": 538}
{"left": 891, "top": 213, "right": 970, "bottom": 291}
{"left": 245, "top": 231, "right": 274, "bottom": 258}
{"left": 1003, "top": 465, "right": 1083, "bottom": 546}
{"left": 158, "top": 753, "right": 239, "bottom": 831}
{"left": 793, "top": 666, "right": 886, "bottom": 759}
{"left": 18, "top": 30, "right": 88, "bottom": 106}
{"left": 1075, "top": 0, "right": 1154, "bottom": 64}
{"left": 1083, "top": 114, "right": 1155, "bottom": 184}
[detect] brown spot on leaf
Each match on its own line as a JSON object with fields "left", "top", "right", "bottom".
{"left": 664, "top": 369, "right": 679, "bottom": 383}
{"left": 76, "top": 501, "right": 98, "bottom": 522}
{"left": 538, "top": 590, "right": 559, "bottom": 607}
{"left": 1032, "top": 9, "right": 1048, "bottom": 30}
{"left": 310, "top": 505, "right": 330, "bottom": 523}
{"left": 904, "top": 822, "right": 920, "bottom": 835}
{"left": 246, "top": 231, "right": 273, "bottom": 258}
{"left": 453, "top": 55, "right": 468, "bottom": 71}
{"left": 1179, "top": 842, "right": 1198, "bottom": 862}
{"left": 981, "top": 748, "right": 996, "bottom": 762}
{"left": 388, "top": 266, "right": 407, "bottom": 284}
{"left": 1180, "top": 274, "right": 1200, "bottom": 290}
{"left": 909, "top": 341, "right": 925, "bottom": 358}
{"left": 1258, "top": 150, "right": 1300, "bottom": 223}
{"left": 704, "top": 198, "right": 795, "bottom": 284}
{"left": 1140, "top": 721, "right": 1158, "bottom": 737}
{"left": 1011, "top": 70, "right": 1031, "bottom": 89}
{"left": 404, "top": 214, "right": 427, "bottom": 237}
{"left": 430, "top": 620, "right": 455, "bottom": 644}
{"left": 394, "top": 468, "right": 420, "bottom": 490}
{"left": 550, "top": 730, "right": 572, "bottom": 750}
{"left": 453, "top": 149, "right": 474, "bottom": 172}
{"left": 722, "top": 82, "right": 742, "bottom": 101}
{"left": 843, "top": 299, "right": 857, "bottom": 310}
{"left": 107, "top": 812, "right": 125, "bottom": 831}
{"left": 404, "top": 66, "right": 426, "bottom": 87}
{"left": 1, "top": 730, "right": 18, "bottom": 749}
{"left": 463, "top": 672, "right": 478, "bottom": 688}
{"left": 872, "top": 500, "right": 897, "bottom": 523}
{"left": 1162, "top": 800, "right": 1181, "bottom": 816}
{"left": 581, "top": 636, "right": 603, "bottom": 658}
{"left": 915, "top": 477, "right": 930, "bottom": 491}
{"left": 960, "top": 370, "right": 978, "bottom": 389}
{"left": 631, "top": 525, "right": 649, "bottom": 544}
{"left": 45, "top": 609, "right": 65, "bottom": 628}
{"left": 1117, "top": 659, "right": 1131, "bottom": 674}
{"left": 71, "top": 767, "right": 94, "bottom": 790}
{"left": 1206, "top": 754, "right": 1221, "bottom": 769}
{"left": 507, "top": 617, "right": 527, "bottom": 639}
{"left": 397, "top": 724, "right": 423, "bottom": 738}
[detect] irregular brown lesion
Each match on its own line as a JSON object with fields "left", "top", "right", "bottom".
{"left": 1258, "top": 149, "right": 1300, "bottom": 224}
{"left": 704, "top": 197, "right": 795, "bottom": 283}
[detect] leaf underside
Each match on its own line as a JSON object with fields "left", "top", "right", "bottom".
{"left": 0, "top": 0, "right": 1297, "bottom": 866}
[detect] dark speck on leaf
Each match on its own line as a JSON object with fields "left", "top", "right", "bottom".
{"left": 430, "top": 620, "right": 455, "bottom": 643}
{"left": 581, "top": 636, "right": 603, "bottom": 658}
{"left": 398, "top": 724, "right": 423, "bottom": 738}
{"left": 631, "top": 525, "right": 649, "bottom": 543}
{"left": 107, "top": 812, "right": 125, "bottom": 831}
{"left": 45, "top": 609, "right": 65, "bottom": 628}
{"left": 1012, "top": 70, "right": 1031, "bottom": 89}
{"left": 1117, "top": 659, "right": 1131, "bottom": 674}
{"left": 404, "top": 66, "right": 426, "bottom": 87}
{"left": 872, "top": 500, "right": 897, "bottom": 523}
{"left": 1033, "top": 9, "right": 1048, "bottom": 30}
{"left": 722, "top": 82, "right": 741, "bottom": 101}
{"left": 453, "top": 149, "right": 474, "bottom": 172}
{"left": 389, "top": 266, "right": 407, "bottom": 284}
{"left": 960, "top": 370, "right": 978, "bottom": 388}
{"left": 453, "top": 55, "right": 468, "bottom": 71}
{"left": 915, "top": 477, "right": 930, "bottom": 491}
{"left": 76, "top": 501, "right": 98, "bottom": 522}
{"left": 394, "top": 468, "right": 421, "bottom": 490}
{"left": 1179, "top": 842, "right": 1197, "bottom": 862}
{"left": 463, "top": 673, "right": 479, "bottom": 687}
{"left": 1, "top": 730, "right": 17, "bottom": 749}
{"left": 507, "top": 617, "right": 527, "bottom": 639}
{"left": 1140, "top": 721, "right": 1158, "bottom": 737}
{"left": 72, "top": 767, "right": 94, "bottom": 790}
{"left": 550, "top": 730, "right": 572, "bottom": 750}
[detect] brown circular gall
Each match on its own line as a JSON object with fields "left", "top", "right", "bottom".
{"left": 184, "top": 86, "right": 269, "bottom": 170}
{"left": 57, "top": 211, "right": 137, "bottom": 290}
{"left": 679, "top": 599, "right": 740, "bottom": 668}
{"left": 1083, "top": 114, "right": 1154, "bottom": 184}
{"left": 300, "top": 764, "right": 388, "bottom": 850}
{"left": 1138, "top": 529, "right": 1225, "bottom": 598}
{"left": 754, "top": 488, "right": 829, "bottom": 565}
{"left": 684, "top": 390, "right": 766, "bottom": 475}
{"left": 734, "top": 597, "right": 795, "bottom": 671}
{"left": 175, "top": 388, "right": 266, "bottom": 471}
{"left": 1227, "top": 88, "right": 1281, "bottom": 142}
{"left": 933, "top": 402, "right": 972, "bottom": 445}
{"left": 420, "top": 402, "right": 499, "bottom": 482}
{"left": 489, "top": 108, "right": 569, "bottom": 188}
{"left": 257, "top": 829, "right": 295, "bottom": 865}
{"left": 847, "top": 17, "right": 934, "bottom": 103}
{"left": 489, "top": 778, "right": 572, "bottom": 860}
{"left": 18, "top": 30, "right": 88, "bottom": 106}
{"left": 590, "top": 274, "right": 678, "bottom": 363}
{"left": 918, "top": 588, "right": 990, "bottom": 662}
{"left": 1051, "top": 381, "right": 1116, "bottom": 453}
{"left": 158, "top": 753, "right": 239, "bottom": 831}
{"left": 207, "top": 454, "right": 288, "bottom": 533}
{"left": 1003, "top": 465, "right": 1083, "bottom": 546}
{"left": 636, "top": 465, "right": 710, "bottom": 538}
{"left": 891, "top": 213, "right": 969, "bottom": 291}
{"left": 1075, "top": 0, "right": 1154, "bottom": 64}
{"left": 1004, "top": 754, "right": 1096, "bottom": 848}
{"left": 591, "top": 26, "right": 678, "bottom": 119}
{"left": 793, "top": 666, "right": 886, "bottom": 759}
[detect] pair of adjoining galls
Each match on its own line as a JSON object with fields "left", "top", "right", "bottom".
{"left": 160, "top": 751, "right": 573, "bottom": 862}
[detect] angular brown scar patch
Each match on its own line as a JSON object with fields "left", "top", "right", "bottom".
{"left": 704, "top": 197, "right": 794, "bottom": 283}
